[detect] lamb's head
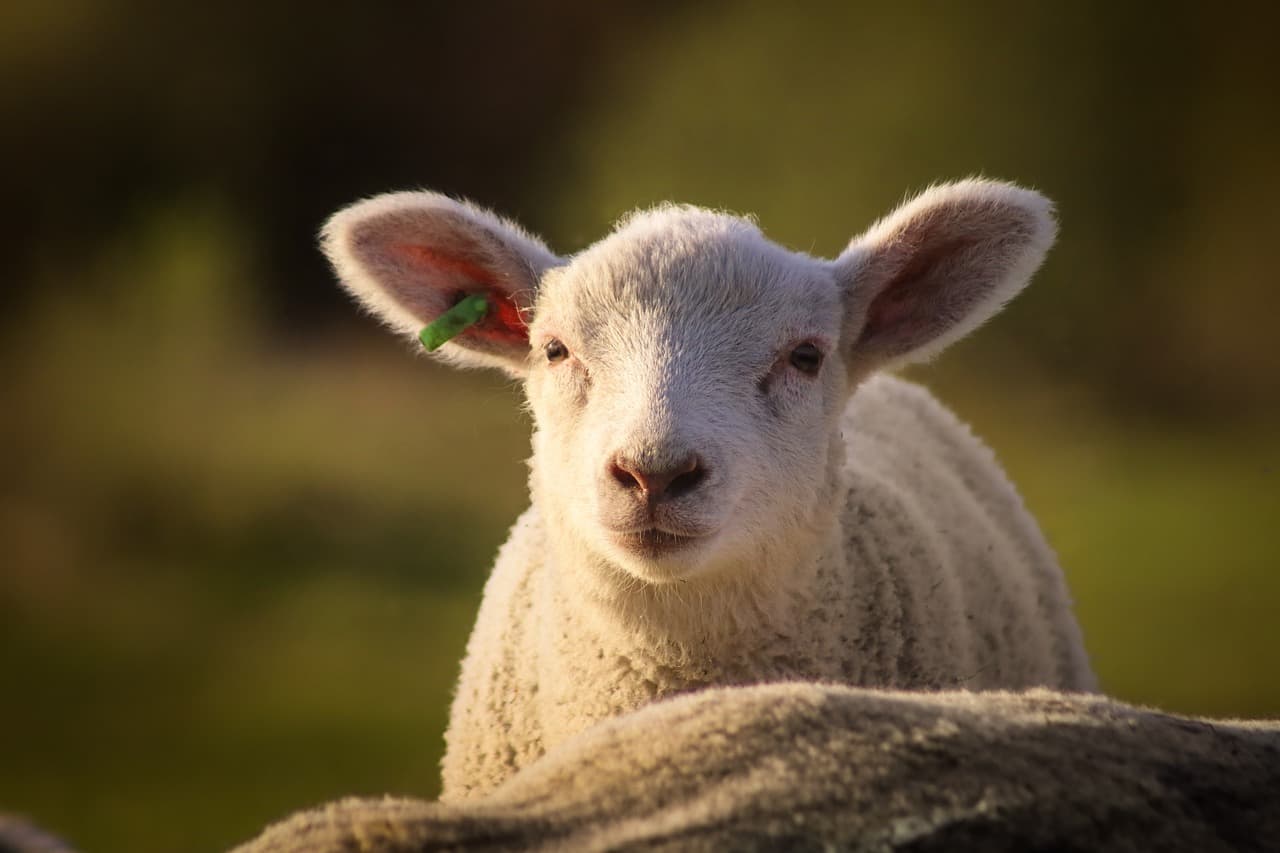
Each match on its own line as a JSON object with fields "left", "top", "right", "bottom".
{"left": 520, "top": 209, "right": 847, "bottom": 584}
{"left": 323, "top": 180, "right": 1055, "bottom": 586}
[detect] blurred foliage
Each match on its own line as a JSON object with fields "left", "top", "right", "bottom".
{"left": 1, "top": 201, "right": 530, "bottom": 851}
{"left": 534, "top": 1, "right": 1280, "bottom": 419}
{"left": 1, "top": 2, "right": 1277, "bottom": 852}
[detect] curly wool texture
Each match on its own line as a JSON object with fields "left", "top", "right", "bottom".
{"left": 235, "top": 684, "right": 1280, "bottom": 853}
{"left": 445, "top": 374, "right": 1095, "bottom": 797}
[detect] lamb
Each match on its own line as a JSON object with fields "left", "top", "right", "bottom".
{"left": 321, "top": 178, "right": 1096, "bottom": 799}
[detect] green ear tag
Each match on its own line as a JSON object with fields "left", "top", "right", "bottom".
{"left": 419, "top": 294, "right": 490, "bottom": 351}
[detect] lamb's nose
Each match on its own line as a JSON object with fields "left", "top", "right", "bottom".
{"left": 608, "top": 453, "right": 707, "bottom": 503}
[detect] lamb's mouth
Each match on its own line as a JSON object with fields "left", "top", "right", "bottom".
{"left": 609, "top": 527, "right": 703, "bottom": 559}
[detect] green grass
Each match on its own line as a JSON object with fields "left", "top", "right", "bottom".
{"left": 1, "top": 269, "right": 530, "bottom": 848}
{"left": 2, "top": 574, "right": 475, "bottom": 852}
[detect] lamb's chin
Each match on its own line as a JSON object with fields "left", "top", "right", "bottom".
{"left": 603, "top": 532, "right": 718, "bottom": 585}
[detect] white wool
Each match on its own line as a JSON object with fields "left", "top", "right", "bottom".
{"left": 320, "top": 179, "right": 1096, "bottom": 801}
{"left": 444, "top": 375, "right": 1095, "bottom": 797}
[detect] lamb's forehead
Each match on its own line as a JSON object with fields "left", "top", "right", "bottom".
{"left": 539, "top": 205, "right": 832, "bottom": 321}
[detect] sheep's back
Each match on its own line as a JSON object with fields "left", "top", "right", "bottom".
{"left": 237, "top": 684, "right": 1280, "bottom": 853}
{"left": 839, "top": 375, "right": 1095, "bottom": 691}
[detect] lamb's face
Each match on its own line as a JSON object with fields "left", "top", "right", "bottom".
{"left": 525, "top": 211, "right": 846, "bottom": 583}
{"left": 324, "top": 182, "right": 1056, "bottom": 587}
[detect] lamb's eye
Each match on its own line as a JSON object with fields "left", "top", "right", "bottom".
{"left": 789, "top": 342, "right": 823, "bottom": 376}
{"left": 544, "top": 338, "right": 570, "bottom": 364}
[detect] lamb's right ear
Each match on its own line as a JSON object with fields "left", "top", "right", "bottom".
{"left": 322, "top": 191, "right": 561, "bottom": 376}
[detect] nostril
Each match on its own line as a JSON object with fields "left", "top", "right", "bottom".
{"left": 609, "top": 459, "right": 642, "bottom": 491}
{"left": 665, "top": 456, "right": 706, "bottom": 499}
{"left": 608, "top": 454, "right": 707, "bottom": 501}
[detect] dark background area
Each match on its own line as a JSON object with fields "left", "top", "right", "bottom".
{"left": 2, "top": 2, "right": 1277, "bottom": 851}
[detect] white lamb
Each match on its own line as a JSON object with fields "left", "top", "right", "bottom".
{"left": 322, "top": 179, "right": 1096, "bottom": 799}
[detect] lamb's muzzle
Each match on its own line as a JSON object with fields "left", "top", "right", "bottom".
{"left": 607, "top": 451, "right": 707, "bottom": 506}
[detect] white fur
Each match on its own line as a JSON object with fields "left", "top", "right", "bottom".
{"left": 321, "top": 179, "right": 1094, "bottom": 800}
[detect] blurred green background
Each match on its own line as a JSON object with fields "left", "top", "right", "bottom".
{"left": 2, "top": 2, "right": 1277, "bottom": 851}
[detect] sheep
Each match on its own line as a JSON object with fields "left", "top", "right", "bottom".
{"left": 321, "top": 178, "right": 1096, "bottom": 799}
{"left": 234, "top": 683, "right": 1280, "bottom": 852}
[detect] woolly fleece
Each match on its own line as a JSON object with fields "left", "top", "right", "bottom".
{"left": 234, "top": 683, "right": 1280, "bottom": 853}
{"left": 445, "top": 374, "right": 1095, "bottom": 797}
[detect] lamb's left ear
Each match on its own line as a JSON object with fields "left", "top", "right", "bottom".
{"left": 833, "top": 180, "right": 1056, "bottom": 371}
{"left": 322, "top": 191, "right": 562, "bottom": 376}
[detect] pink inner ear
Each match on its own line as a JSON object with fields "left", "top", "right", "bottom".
{"left": 391, "top": 243, "right": 529, "bottom": 344}
{"left": 862, "top": 287, "right": 921, "bottom": 342}
{"left": 858, "top": 235, "right": 975, "bottom": 347}
{"left": 470, "top": 289, "right": 528, "bottom": 344}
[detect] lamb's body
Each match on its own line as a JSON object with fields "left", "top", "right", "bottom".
{"left": 443, "top": 374, "right": 1093, "bottom": 798}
